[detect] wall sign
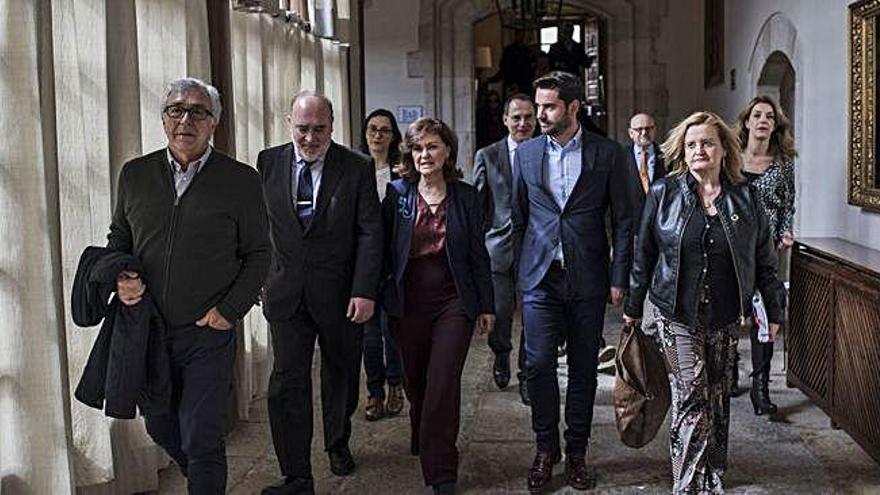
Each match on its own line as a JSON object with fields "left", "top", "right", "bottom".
{"left": 397, "top": 105, "right": 424, "bottom": 124}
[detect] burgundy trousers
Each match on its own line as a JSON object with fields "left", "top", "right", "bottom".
{"left": 389, "top": 254, "right": 473, "bottom": 486}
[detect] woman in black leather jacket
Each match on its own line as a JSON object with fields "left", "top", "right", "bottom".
{"left": 623, "top": 111, "right": 785, "bottom": 494}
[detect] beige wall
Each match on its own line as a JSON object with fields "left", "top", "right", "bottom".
{"left": 704, "top": 1, "right": 877, "bottom": 249}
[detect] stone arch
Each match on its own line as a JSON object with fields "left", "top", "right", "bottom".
{"left": 410, "top": 0, "right": 651, "bottom": 174}
{"left": 757, "top": 51, "right": 796, "bottom": 134}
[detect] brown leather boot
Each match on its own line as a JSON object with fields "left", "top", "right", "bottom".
{"left": 385, "top": 384, "right": 405, "bottom": 416}
{"left": 564, "top": 453, "right": 596, "bottom": 490}
{"left": 365, "top": 396, "right": 385, "bottom": 421}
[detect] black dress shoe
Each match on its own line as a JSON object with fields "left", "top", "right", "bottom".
{"left": 527, "top": 448, "right": 561, "bottom": 492}
{"left": 493, "top": 353, "right": 511, "bottom": 389}
{"left": 432, "top": 481, "right": 456, "bottom": 494}
{"left": 328, "top": 447, "right": 356, "bottom": 476}
{"left": 261, "top": 477, "right": 315, "bottom": 495}
{"left": 564, "top": 454, "right": 596, "bottom": 490}
{"left": 519, "top": 379, "right": 531, "bottom": 406}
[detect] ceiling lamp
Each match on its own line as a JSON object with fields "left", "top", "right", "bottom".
{"left": 494, "top": 0, "right": 563, "bottom": 31}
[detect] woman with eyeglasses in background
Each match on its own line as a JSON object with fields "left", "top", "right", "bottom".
{"left": 358, "top": 109, "right": 406, "bottom": 421}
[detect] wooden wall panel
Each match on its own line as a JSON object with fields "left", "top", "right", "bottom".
{"left": 788, "top": 250, "right": 834, "bottom": 405}
{"left": 789, "top": 238, "right": 880, "bottom": 465}
{"left": 834, "top": 276, "right": 880, "bottom": 460}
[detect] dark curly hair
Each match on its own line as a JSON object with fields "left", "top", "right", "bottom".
{"left": 399, "top": 117, "right": 463, "bottom": 183}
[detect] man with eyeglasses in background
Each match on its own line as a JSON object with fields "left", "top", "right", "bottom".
{"left": 108, "top": 77, "right": 270, "bottom": 492}
{"left": 625, "top": 113, "right": 666, "bottom": 221}
{"left": 620, "top": 112, "right": 666, "bottom": 348}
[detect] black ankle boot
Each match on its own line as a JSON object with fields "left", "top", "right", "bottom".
{"left": 432, "top": 481, "right": 455, "bottom": 494}
{"left": 750, "top": 371, "right": 778, "bottom": 415}
{"left": 730, "top": 350, "right": 745, "bottom": 397}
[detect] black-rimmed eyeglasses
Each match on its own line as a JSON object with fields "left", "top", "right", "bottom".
{"left": 367, "top": 126, "right": 393, "bottom": 136}
{"left": 164, "top": 105, "right": 215, "bottom": 121}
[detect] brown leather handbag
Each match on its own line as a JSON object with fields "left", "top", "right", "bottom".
{"left": 612, "top": 322, "right": 671, "bottom": 448}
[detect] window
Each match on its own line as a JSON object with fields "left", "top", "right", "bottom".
{"left": 540, "top": 25, "right": 581, "bottom": 53}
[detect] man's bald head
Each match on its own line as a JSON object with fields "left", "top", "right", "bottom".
{"left": 628, "top": 112, "right": 656, "bottom": 149}
{"left": 287, "top": 90, "right": 334, "bottom": 162}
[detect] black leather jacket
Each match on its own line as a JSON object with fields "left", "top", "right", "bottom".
{"left": 625, "top": 173, "right": 786, "bottom": 325}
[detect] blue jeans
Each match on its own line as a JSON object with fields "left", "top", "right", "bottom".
{"left": 522, "top": 264, "right": 605, "bottom": 455}
{"left": 363, "top": 306, "right": 402, "bottom": 398}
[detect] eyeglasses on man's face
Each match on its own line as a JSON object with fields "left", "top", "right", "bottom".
{"left": 630, "top": 126, "right": 655, "bottom": 134}
{"left": 367, "top": 125, "right": 393, "bottom": 136}
{"left": 164, "top": 105, "right": 215, "bottom": 122}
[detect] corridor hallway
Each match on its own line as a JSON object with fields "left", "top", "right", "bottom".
{"left": 157, "top": 305, "right": 880, "bottom": 494}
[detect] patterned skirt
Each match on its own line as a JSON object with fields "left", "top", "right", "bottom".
{"left": 656, "top": 313, "right": 739, "bottom": 494}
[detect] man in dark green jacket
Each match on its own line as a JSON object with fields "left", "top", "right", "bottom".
{"left": 107, "top": 77, "right": 270, "bottom": 493}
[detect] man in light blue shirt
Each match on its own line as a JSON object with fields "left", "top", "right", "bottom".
{"left": 512, "top": 71, "right": 632, "bottom": 492}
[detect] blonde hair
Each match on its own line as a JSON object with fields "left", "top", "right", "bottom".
{"left": 661, "top": 111, "right": 745, "bottom": 185}
{"left": 734, "top": 95, "right": 798, "bottom": 162}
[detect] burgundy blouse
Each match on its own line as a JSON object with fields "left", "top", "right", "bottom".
{"left": 410, "top": 193, "right": 448, "bottom": 258}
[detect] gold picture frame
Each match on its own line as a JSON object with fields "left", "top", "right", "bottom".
{"left": 850, "top": 0, "right": 880, "bottom": 211}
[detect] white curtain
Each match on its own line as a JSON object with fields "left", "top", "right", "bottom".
{"left": 0, "top": 1, "right": 353, "bottom": 491}
{"left": 0, "top": 0, "right": 75, "bottom": 492}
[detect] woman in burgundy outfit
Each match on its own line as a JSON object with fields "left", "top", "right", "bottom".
{"left": 381, "top": 117, "right": 495, "bottom": 495}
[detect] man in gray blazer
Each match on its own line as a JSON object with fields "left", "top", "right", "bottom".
{"left": 472, "top": 93, "right": 536, "bottom": 404}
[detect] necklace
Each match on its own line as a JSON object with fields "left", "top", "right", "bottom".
{"left": 419, "top": 180, "right": 446, "bottom": 204}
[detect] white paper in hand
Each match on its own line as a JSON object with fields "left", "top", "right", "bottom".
{"left": 752, "top": 291, "right": 769, "bottom": 343}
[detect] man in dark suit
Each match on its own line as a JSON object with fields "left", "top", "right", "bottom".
{"left": 259, "top": 91, "right": 382, "bottom": 495}
{"left": 472, "top": 93, "right": 536, "bottom": 404}
{"left": 625, "top": 112, "right": 666, "bottom": 222}
{"left": 620, "top": 112, "right": 667, "bottom": 360}
{"left": 512, "top": 72, "right": 632, "bottom": 491}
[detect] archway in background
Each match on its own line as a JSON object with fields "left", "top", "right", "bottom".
{"left": 411, "top": 0, "right": 642, "bottom": 175}
{"left": 757, "top": 50, "right": 796, "bottom": 136}
{"left": 472, "top": 7, "right": 608, "bottom": 150}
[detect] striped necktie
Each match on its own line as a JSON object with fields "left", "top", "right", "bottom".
{"left": 296, "top": 161, "right": 314, "bottom": 227}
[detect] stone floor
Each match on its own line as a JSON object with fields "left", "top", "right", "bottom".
{"left": 157, "top": 305, "right": 880, "bottom": 494}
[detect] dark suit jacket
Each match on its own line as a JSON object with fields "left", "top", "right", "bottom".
{"left": 258, "top": 142, "right": 383, "bottom": 326}
{"left": 472, "top": 137, "right": 515, "bottom": 273}
{"left": 512, "top": 132, "right": 633, "bottom": 298}
{"left": 381, "top": 179, "right": 494, "bottom": 320}
{"left": 623, "top": 142, "right": 666, "bottom": 224}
